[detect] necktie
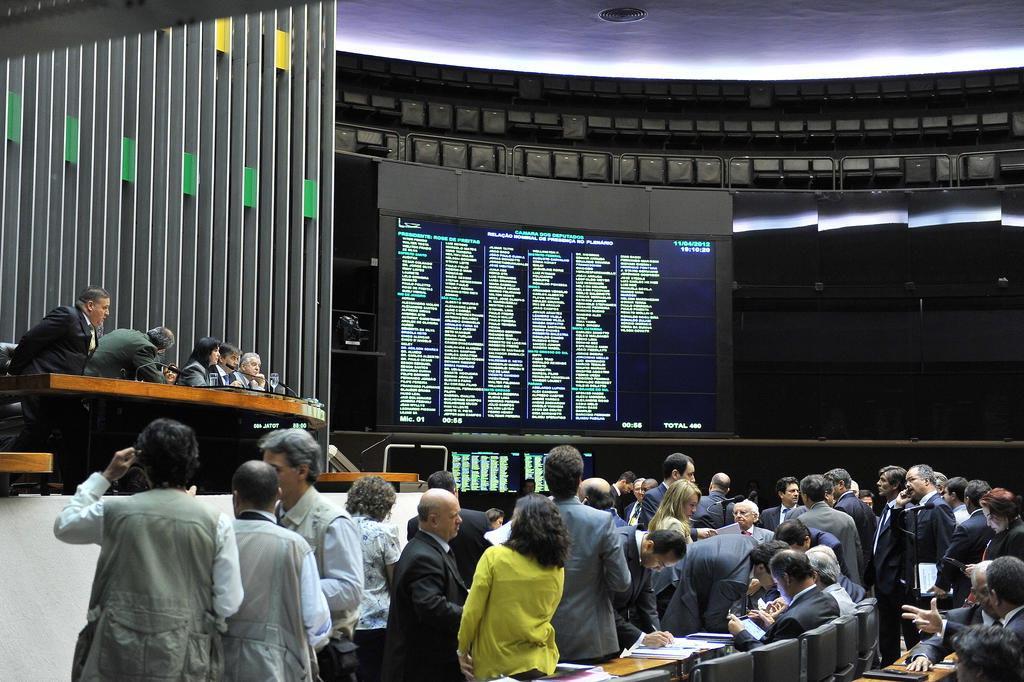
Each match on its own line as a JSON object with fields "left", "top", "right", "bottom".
{"left": 780, "top": 507, "right": 788, "bottom": 523}
{"left": 629, "top": 505, "right": 641, "bottom": 525}
{"left": 88, "top": 326, "right": 97, "bottom": 353}
{"left": 874, "top": 506, "right": 891, "bottom": 554}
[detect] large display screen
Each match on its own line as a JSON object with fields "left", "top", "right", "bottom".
{"left": 388, "top": 217, "right": 720, "bottom": 433}
{"left": 451, "top": 451, "right": 523, "bottom": 493}
{"left": 524, "top": 451, "right": 594, "bottom": 493}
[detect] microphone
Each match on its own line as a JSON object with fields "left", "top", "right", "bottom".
{"left": 134, "top": 360, "right": 179, "bottom": 381}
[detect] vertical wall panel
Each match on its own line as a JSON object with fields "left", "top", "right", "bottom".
{"left": 0, "top": 3, "right": 335, "bottom": 412}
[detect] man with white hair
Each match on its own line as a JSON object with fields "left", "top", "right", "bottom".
{"left": 237, "top": 351, "right": 268, "bottom": 390}
{"left": 807, "top": 545, "right": 857, "bottom": 615}
{"left": 720, "top": 500, "right": 775, "bottom": 545}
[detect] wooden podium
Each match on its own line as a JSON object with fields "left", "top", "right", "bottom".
{"left": 0, "top": 374, "right": 325, "bottom": 492}
{"left": 316, "top": 471, "right": 421, "bottom": 492}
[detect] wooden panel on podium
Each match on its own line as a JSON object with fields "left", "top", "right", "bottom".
{"left": 0, "top": 452, "right": 53, "bottom": 473}
{"left": 0, "top": 373, "right": 325, "bottom": 428}
{"left": 318, "top": 472, "right": 420, "bottom": 484}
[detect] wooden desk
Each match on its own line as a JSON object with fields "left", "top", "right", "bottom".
{"left": 602, "top": 656, "right": 682, "bottom": 678}
{"left": 0, "top": 374, "right": 325, "bottom": 428}
{"left": 0, "top": 374, "right": 325, "bottom": 491}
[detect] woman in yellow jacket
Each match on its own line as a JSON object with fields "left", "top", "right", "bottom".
{"left": 457, "top": 494, "right": 570, "bottom": 680}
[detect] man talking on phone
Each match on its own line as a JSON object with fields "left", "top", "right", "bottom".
{"left": 890, "top": 464, "right": 956, "bottom": 651}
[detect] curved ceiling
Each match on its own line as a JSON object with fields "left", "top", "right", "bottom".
{"left": 337, "top": 0, "right": 1024, "bottom": 80}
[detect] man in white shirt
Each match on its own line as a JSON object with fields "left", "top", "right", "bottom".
{"left": 54, "top": 418, "right": 243, "bottom": 680}
{"left": 225, "top": 460, "right": 331, "bottom": 681}
{"left": 944, "top": 476, "right": 971, "bottom": 525}
{"left": 215, "top": 341, "right": 244, "bottom": 386}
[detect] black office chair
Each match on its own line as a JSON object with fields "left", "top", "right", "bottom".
{"left": 801, "top": 622, "right": 837, "bottom": 682}
{"left": 691, "top": 651, "right": 754, "bottom": 682}
{"left": 855, "top": 599, "right": 879, "bottom": 676}
{"left": 0, "top": 342, "right": 22, "bottom": 439}
{"left": 750, "top": 638, "right": 800, "bottom": 682}
{"left": 0, "top": 342, "right": 15, "bottom": 374}
{"left": 833, "top": 614, "right": 859, "bottom": 682}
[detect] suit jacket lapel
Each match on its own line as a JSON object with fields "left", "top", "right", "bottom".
{"left": 418, "top": 533, "right": 467, "bottom": 593}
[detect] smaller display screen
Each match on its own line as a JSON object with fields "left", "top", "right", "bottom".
{"left": 451, "top": 451, "right": 524, "bottom": 493}
{"left": 523, "top": 451, "right": 595, "bottom": 493}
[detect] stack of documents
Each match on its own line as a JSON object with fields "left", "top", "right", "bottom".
{"left": 624, "top": 637, "right": 727, "bottom": 660}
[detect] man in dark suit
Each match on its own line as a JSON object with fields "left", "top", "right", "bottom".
{"left": 904, "top": 556, "right": 1024, "bottom": 669}
{"left": 638, "top": 452, "right": 694, "bottom": 528}
{"left": 612, "top": 527, "right": 687, "bottom": 650}
{"left": 760, "top": 476, "right": 807, "bottom": 532}
{"left": 827, "top": 467, "right": 877, "bottom": 578}
{"left": 85, "top": 327, "right": 174, "bottom": 382}
{"left": 612, "top": 471, "right": 637, "bottom": 519}
{"left": 580, "top": 477, "right": 629, "bottom": 528}
{"left": 693, "top": 473, "right": 736, "bottom": 530}
{"left": 625, "top": 478, "right": 658, "bottom": 526}
{"left": 865, "top": 464, "right": 909, "bottom": 666}
{"left": 661, "top": 533, "right": 759, "bottom": 635}
{"left": 728, "top": 549, "right": 841, "bottom": 651}
{"left": 905, "top": 560, "right": 993, "bottom": 673}
{"left": 383, "top": 488, "right": 468, "bottom": 682}
{"left": 892, "top": 463, "right": 957, "bottom": 651}
{"left": 7, "top": 286, "right": 110, "bottom": 488}
{"left": 407, "top": 471, "right": 490, "bottom": 588}
{"left": 774, "top": 519, "right": 864, "bottom": 601}
{"left": 934, "top": 479, "right": 994, "bottom": 607}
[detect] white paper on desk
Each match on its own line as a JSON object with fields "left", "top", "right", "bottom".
{"left": 625, "top": 636, "right": 723, "bottom": 660}
{"left": 918, "top": 562, "right": 939, "bottom": 595}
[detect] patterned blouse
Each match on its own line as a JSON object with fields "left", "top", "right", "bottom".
{"left": 353, "top": 516, "right": 401, "bottom": 631}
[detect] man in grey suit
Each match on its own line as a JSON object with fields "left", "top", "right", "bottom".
{"left": 798, "top": 474, "right": 863, "bottom": 584}
{"left": 235, "top": 352, "right": 268, "bottom": 390}
{"left": 718, "top": 500, "right": 775, "bottom": 544}
{"left": 759, "top": 477, "right": 807, "bottom": 531}
{"left": 661, "top": 533, "right": 760, "bottom": 635}
{"left": 547, "top": 445, "right": 631, "bottom": 662}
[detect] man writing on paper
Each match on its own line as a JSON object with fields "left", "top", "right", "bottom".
{"left": 612, "top": 527, "right": 687, "bottom": 651}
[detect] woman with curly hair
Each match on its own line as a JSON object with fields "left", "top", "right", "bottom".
{"left": 457, "top": 494, "right": 570, "bottom": 680}
{"left": 345, "top": 476, "right": 399, "bottom": 682}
